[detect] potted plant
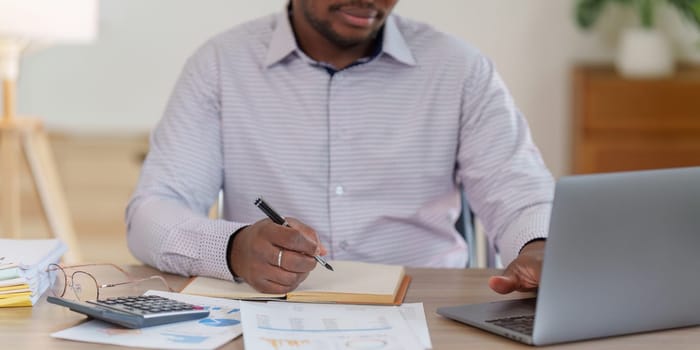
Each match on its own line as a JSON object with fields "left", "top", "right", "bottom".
{"left": 576, "top": 0, "right": 700, "bottom": 77}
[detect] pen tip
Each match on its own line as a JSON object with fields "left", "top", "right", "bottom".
{"left": 325, "top": 263, "right": 334, "bottom": 271}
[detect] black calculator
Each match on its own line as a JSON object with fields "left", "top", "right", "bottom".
{"left": 47, "top": 295, "right": 210, "bottom": 328}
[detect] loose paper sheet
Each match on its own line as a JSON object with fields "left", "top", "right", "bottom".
{"left": 240, "top": 300, "right": 426, "bottom": 350}
{"left": 51, "top": 290, "right": 242, "bottom": 350}
{"left": 266, "top": 301, "right": 433, "bottom": 349}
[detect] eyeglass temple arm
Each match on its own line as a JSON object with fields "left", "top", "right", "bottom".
{"left": 100, "top": 275, "right": 174, "bottom": 292}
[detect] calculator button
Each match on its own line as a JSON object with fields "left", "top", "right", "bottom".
{"left": 89, "top": 295, "right": 204, "bottom": 316}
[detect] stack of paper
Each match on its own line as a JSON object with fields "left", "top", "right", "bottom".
{"left": 0, "top": 238, "right": 67, "bottom": 307}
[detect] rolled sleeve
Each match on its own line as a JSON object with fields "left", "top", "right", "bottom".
{"left": 128, "top": 199, "right": 248, "bottom": 280}
{"left": 457, "top": 53, "right": 554, "bottom": 266}
{"left": 126, "top": 40, "right": 248, "bottom": 280}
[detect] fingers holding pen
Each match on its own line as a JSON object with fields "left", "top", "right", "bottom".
{"left": 232, "top": 198, "right": 328, "bottom": 293}
{"left": 264, "top": 220, "right": 319, "bottom": 257}
{"left": 272, "top": 248, "right": 317, "bottom": 273}
{"left": 253, "top": 197, "right": 326, "bottom": 257}
{"left": 285, "top": 217, "right": 328, "bottom": 256}
{"left": 230, "top": 219, "right": 317, "bottom": 293}
{"left": 263, "top": 219, "right": 321, "bottom": 273}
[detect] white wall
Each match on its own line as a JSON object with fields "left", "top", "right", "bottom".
{"left": 15, "top": 0, "right": 287, "bottom": 132}
{"left": 9, "top": 0, "right": 697, "bottom": 176}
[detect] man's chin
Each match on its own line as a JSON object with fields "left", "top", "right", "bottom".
{"left": 327, "top": 29, "right": 378, "bottom": 48}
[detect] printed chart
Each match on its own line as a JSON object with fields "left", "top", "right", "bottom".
{"left": 51, "top": 290, "right": 242, "bottom": 350}
{"left": 240, "top": 301, "right": 424, "bottom": 350}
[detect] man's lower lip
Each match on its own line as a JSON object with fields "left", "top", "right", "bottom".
{"left": 338, "top": 11, "right": 376, "bottom": 27}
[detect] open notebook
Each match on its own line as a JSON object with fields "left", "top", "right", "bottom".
{"left": 182, "top": 260, "right": 410, "bottom": 305}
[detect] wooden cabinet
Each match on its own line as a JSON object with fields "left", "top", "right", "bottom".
{"left": 572, "top": 65, "right": 700, "bottom": 174}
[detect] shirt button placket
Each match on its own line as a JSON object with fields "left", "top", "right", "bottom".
{"left": 328, "top": 72, "right": 344, "bottom": 259}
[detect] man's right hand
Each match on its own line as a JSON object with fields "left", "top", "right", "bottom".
{"left": 229, "top": 218, "right": 327, "bottom": 294}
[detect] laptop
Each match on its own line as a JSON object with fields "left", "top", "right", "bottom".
{"left": 437, "top": 166, "right": 700, "bottom": 346}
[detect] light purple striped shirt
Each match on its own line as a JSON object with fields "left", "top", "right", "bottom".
{"left": 126, "top": 10, "right": 554, "bottom": 280}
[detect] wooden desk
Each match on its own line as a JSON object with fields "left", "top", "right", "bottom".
{"left": 1, "top": 266, "right": 698, "bottom": 349}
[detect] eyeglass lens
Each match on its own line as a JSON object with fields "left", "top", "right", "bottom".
{"left": 47, "top": 264, "right": 67, "bottom": 298}
{"left": 71, "top": 271, "right": 100, "bottom": 301}
{"left": 47, "top": 264, "right": 100, "bottom": 301}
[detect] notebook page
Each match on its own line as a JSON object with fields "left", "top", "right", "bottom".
{"left": 292, "top": 260, "right": 405, "bottom": 295}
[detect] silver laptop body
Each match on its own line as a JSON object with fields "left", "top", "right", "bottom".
{"left": 437, "top": 167, "right": 700, "bottom": 345}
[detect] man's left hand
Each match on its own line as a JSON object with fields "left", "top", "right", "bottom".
{"left": 488, "top": 240, "right": 545, "bottom": 294}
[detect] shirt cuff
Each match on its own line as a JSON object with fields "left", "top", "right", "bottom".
{"left": 196, "top": 219, "right": 249, "bottom": 281}
{"left": 496, "top": 203, "right": 551, "bottom": 266}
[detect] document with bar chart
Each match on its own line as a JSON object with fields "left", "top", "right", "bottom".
{"left": 240, "top": 301, "right": 424, "bottom": 350}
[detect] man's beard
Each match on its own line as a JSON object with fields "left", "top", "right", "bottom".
{"left": 301, "top": 1, "right": 382, "bottom": 49}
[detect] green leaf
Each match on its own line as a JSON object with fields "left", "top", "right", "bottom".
{"left": 576, "top": 0, "right": 608, "bottom": 29}
{"left": 639, "top": 0, "right": 654, "bottom": 28}
{"left": 668, "top": 0, "right": 700, "bottom": 29}
{"left": 575, "top": 0, "right": 637, "bottom": 29}
{"left": 575, "top": 0, "right": 700, "bottom": 29}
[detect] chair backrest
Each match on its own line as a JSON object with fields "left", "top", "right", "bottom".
{"left": 456, "top": 190, "right": 498, "bottom": 268}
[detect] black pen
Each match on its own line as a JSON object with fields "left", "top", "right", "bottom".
{"left": 254, "top": 197, "right": 334, "bottom": 271}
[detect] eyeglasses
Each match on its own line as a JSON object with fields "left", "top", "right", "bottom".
{"left": 46, "top": 263, "right": 174, "bottom": 301}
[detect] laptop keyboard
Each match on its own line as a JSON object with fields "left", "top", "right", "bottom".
{"left": 486, "top": 315, "right": 534, "bottom": 335}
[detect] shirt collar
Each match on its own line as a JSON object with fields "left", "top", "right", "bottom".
{"left": 264, "top": 10, "right": 299, "bottom": 68}
{"left": 264, "top": 9, "right": 416, "bottom": 69}
{"left": 380, "top": 15, "right": 416, "bottom": 66}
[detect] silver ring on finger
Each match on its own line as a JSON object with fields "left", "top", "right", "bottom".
{"left": 277, "top": 249, "right": 283, "bottom": 268}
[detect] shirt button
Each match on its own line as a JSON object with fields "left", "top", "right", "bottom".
{"left": 335, "top": 186, "right": 345, "bottom": 195}
{"left": 339, "top": 241, "right": 349, "bottom": 250}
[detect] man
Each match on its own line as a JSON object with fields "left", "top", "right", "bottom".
{"left": 126, "top": 0, "right": 553, "bottom": 295}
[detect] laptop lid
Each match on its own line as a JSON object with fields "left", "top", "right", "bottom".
{"left": 533, "top": 167, "right": 700, "bottom": 345}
